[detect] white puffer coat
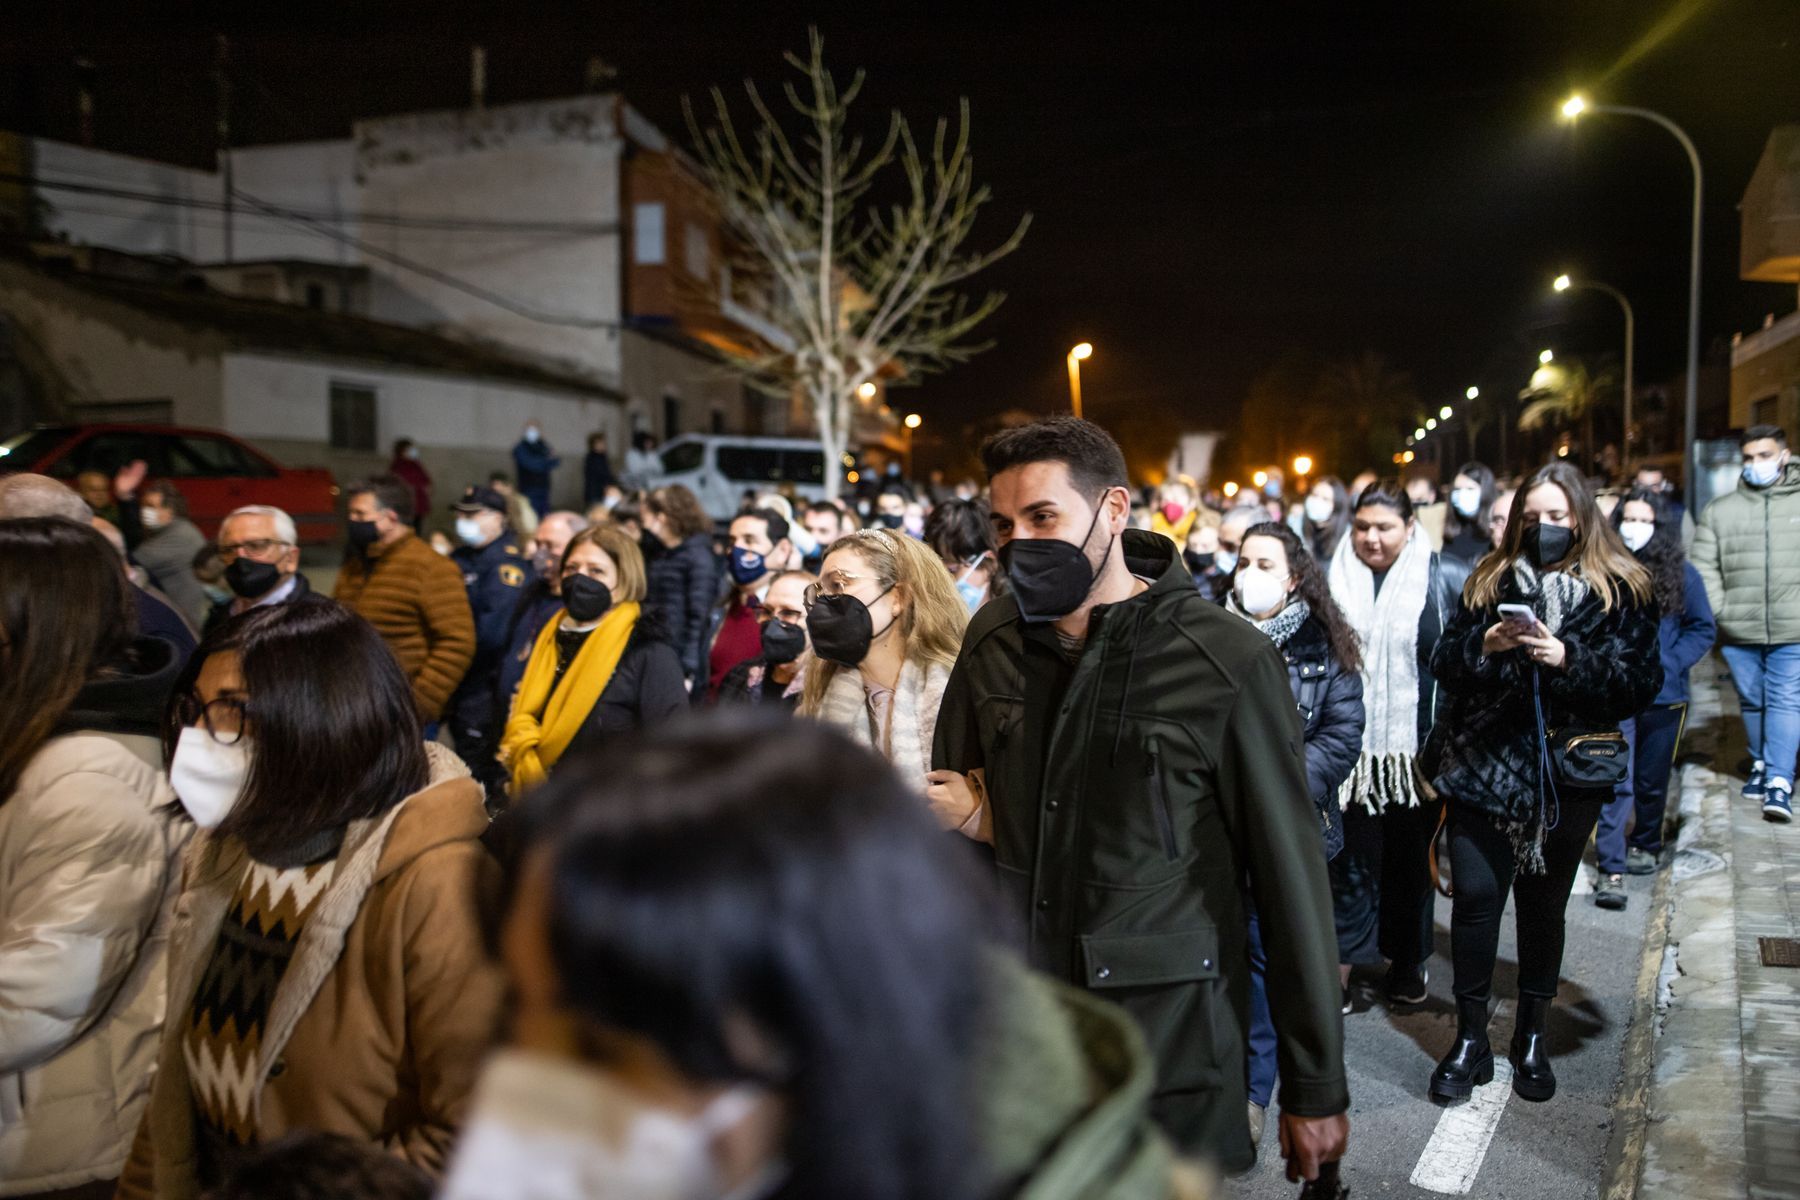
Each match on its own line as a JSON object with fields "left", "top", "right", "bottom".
{"left": 0, "top": 730, "right": 186, "bottom": 1195}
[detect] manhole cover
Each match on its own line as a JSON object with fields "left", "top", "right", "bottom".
{"left": 1759, "top": 937, "right": 1800, "bottom": 968}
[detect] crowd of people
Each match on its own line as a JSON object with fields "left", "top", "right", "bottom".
{"left": 1, "top": 412, "right": 1793, "bottom": 1199}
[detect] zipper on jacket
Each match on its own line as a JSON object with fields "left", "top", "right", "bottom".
{"left": 1146, "top": 742, "right": 1178, "bottom": 861}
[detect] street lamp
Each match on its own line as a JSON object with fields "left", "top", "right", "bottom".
{"left": 1439, "top": 405, "right": 1453, "bottom": 420}
{"left": 857, "top": 381, "right": 878, "bottom": 401}
{"left": 1223, "top": 481, "right": 1239, "bottom": 498}
{"left": 1552, "top": 272, "right": 1636, "bottom": 455}
{"left": 1066, "top": 342, "right": 1093, "bottom": 419}
{"left": 903, "top": 413, "right": 922, "bottom": 478}
{"left": 1293, "top": 454, "right": 1313, "bottom": 478}
{"left": 1465, "top": 386, "right": 1480, "bottom": 400}
{"left": 1562, "top": 93, "right": 1702, "bottom": 504}
{"left": 1414, "top": 426, "right": 1426, "bottom": 441}
{"left": 1539, "top": 349, "right": 1555, "bottom": 365}
{"left": 1252, "top": 469, "right": 1269, "bottom": 488}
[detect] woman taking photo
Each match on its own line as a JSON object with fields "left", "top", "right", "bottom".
{"left": 499, "top": 525, "right": 687, "bottom": 793}
{"left": 1442, "top": 462, "right": 1499, "bottom": 568}
{"left": 453, "top": 717, "right": 1198, "bottom": 1200}
{"left": 1227, "top": 522, "right": 1365, "bottom": 1143}
{"left": 1424, "top": 462, "right": 1659, "bottom": 1103}
{"left": 1591, "top": 489, "right": 1714, "bottom": 910}
{"left": 1299, "top": 475, "right": 1352, "bottom": 563}
{"left": 117, "top": 601, "right": 504, "bottom": 1199}
{"left": 799, "top": 529, "right": 968, "bottom": 795}
{"left": 0, "top": 518, "right": 186, "bottom": 1200}
{"left": 642, "top": 484, "right": 720, "bottom": 689}
{"left": 1327, "top": 482, "right": 1470, "bottom": 1010}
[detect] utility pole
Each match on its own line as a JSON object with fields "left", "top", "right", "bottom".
{"left": 214, "top": 35, "right": 233, "bottom": 263}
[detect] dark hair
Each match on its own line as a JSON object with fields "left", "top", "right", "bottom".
{"left": 1235, "top": 522, "right": 1362, "bottom": 673}
{"left": 211, "top": 1131, "right": 431, "bottom": 1200}
{"left": 142, "top": 478, "right": 189, "bottom": 520}
{"left": 348, "top": 476, "right": 415, "bottom": 525}
{"left": 609, "top": 498, "right": 644, "bottom": 528}
{"left": 645, "top": 484, "right": 712, "bottom": 541}
{"left": 1613, "top": 487, "right": 1687, "bottom": 617}
{"left": 499, "top": 714, "right": 989, "bottom": 1200}
{"left": 1445, "top": 461, "right": 1497, "bottom": 542}
{"left": 1352, "top": 477, "right": 1415, "bottom": 523}
{"left": 734, "top": 505, "right": 791, "bottom": 546}
{"left": 0, "top": 518, "right": 137, "bottom": 802}
{"left": 923, "top": 497, "right": 995, "bottom": 563}
{"left": 803, "top": 499, "right": 842, "bottom": 521}
{"left": 392, "top": 437, "right": 414, "bottom": 458}
{"left": 632, "top": 430, "right": 657, "bottom": 452}
{"left": 979, "top": 416, "right": 1129, "bottom": 499}
{"left": 1742, "top": 424, "right": 1788, "bottom": 449}
{"left": 167, "top": 600, "right": 429, "bottom": 859}
{"left": 1304, "top": 475, "right": 1351, "bottom": 559}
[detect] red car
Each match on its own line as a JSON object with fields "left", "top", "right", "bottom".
{"left": 0, "top": 424, "right": 339, "bottom": 544}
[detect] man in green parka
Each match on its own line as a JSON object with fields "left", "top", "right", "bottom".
{"left": 931, "top": 417, "right": 1349, "bottom": 1180}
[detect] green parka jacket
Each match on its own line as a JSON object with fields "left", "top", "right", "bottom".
{"left": 934, "top": 530, "right": 1347, "bottom": 1174}
{"left": 1691, "top": 461, "right": 1800, "bottom": 646}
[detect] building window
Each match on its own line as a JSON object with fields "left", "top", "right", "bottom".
{"left": 1754, "top": 395, "right": 1779, "bottom": 427}
{"left": 662, "top": 393, "right": 681, "bottom": 439}
{"left": 633, "top": 203, "right": 666, "bottom": 265}
{"left": 685, "top": 224, "right": 710, "bottom": 278}
{"left": 329, "top": 383, "right": 378, "bottom": 451}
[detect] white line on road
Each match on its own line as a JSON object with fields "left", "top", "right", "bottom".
{"left": 1409, "top": 1059, "right": 1515, "bottom": 1194}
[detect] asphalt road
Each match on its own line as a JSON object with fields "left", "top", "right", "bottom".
{"left": 1229, "top": 857, "right": 1653, "bottom": 1199}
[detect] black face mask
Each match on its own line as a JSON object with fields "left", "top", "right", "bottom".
{"left": 1182, "top": 549, "right": 1209, "bottom": 577}
{"left": 1522, "top": 522, "right": 1574, "bottom": 569}
{"left": 806, "top": 587, "right": 894, "bottom": 667}
{"left": 223, "top": 557, "right": 282, "bottom": 600}
{"left": 562, "top": 574, "right": 614, "bottom": 623}
{"left": 760, "top": 617, "right": 807, "bottom": 665}
{"left": 998, "top": 493, "right": 1112, "bottom": 624}
{"left": 346, "top": 519, "right": 381, "bottom": 551}
{"left": 876, "top": 513, "right": 905, "bottom": 530}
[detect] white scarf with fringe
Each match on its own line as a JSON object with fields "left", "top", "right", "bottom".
{"left": 1329, "top": 523, "right": 1431, "bottom": 813}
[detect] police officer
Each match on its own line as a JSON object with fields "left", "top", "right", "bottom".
{"left": 447, "top": 485, "right": 527, "bottom": 788}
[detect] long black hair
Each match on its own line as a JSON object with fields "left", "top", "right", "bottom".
{"left": 165, "top": 599, "right": 429, "bottom": 859}
{"left": 1445, "top": 461, "right": 1497, "bottom": 542}
{"left": 1236, "top": 522, "right": 1362, "bottom": 673}
{"left": 500, "top": 713, "right": 991, "bottom": 1200}
{"left": 1305, "top": 475, "right": 1352, "bottom": 561}
{"left": 1613, "top": 487, "right": 1687, "bottom": 617}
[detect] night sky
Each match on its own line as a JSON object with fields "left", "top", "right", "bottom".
{"left": 4, "top": 2, "right": 1797, "bottom": 477}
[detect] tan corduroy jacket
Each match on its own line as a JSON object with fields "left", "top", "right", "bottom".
{"left": 114, "top": 747, "right": 504, "bottom": 1200}
{"left": 334, "top": 531, "right": 476, "bottom": 720}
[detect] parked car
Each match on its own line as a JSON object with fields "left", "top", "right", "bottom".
{"left": 649, "top": 434, "right": 830, "bottom": 522}
{"left": 0, "top": 424, "right": 339, "bottom": 544}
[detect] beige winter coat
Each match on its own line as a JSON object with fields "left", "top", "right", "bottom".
{"left": 0, "top": 731, "right": 186, "bottom": 1196}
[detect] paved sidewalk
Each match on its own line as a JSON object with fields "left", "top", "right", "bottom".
{"left": 1632, "top": 656, "right": 1800, "bottom": 1200}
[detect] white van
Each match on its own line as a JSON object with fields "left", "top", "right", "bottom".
{"left": 647, "top": 434, "right": 831, "bottom": 521}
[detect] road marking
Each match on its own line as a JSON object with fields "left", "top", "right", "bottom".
{"left": 1409, "top": 1059, "right": 1514, "bottom": 1194}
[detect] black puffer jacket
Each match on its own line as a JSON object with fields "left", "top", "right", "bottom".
{"left": 561, "top": 607, "right": 690, "bottom": 758}
{"left": 1425, "top": 575, "right": 1661, "bottom": 835}
{"left": 1416, "top": 552, "right": 1473, "bottom": 740}
{"left": 1280, "top": 617, "right": 1364, "bottom": 860}
{"left": 644, "top": 532, "right": 720, "bottom": 683}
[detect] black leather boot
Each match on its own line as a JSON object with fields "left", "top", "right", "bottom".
{"left": 1510, "top": 993, "right": 1556, "bottom": 1101}
{"left": 1429, "top": 997, "right": 1494, "bottom": 1101}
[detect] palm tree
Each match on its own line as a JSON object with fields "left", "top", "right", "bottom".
{"left": 1517, "top": 358, "right": 1619, "bottom": 473}
{"left": 1313, "top": 351, "right": 1420, "bottom": 473}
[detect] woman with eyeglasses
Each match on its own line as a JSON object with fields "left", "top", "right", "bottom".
{"left": 0, "top": 517, "right": 186, "bottom": 1200}
{"left": 1422, "top": 461, "right": 1659, "bottom": 1104}
{"left": 799, "top": 529, "right": 972, "bottom": 812}
{"left": 498, "top": 524, "right": 686, "bottom": 794}
{"left": 115, "top": 599, "right": 504, "bottom": 1199}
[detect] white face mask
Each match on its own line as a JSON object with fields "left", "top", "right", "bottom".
{"left": 1234, "top": 567, "right": 1290, "bottom": 617}
{"left": 525, "top": 427, "right": 543, "bottom": 444}
{"left": 169, "top": 726, "right": 252, "bottom": 829}
{"left": 1213, "top": 549, "right": 1238, "bottom": 574}
{"left": 1745, "top": 456, "right": 1785, "bottom": 487}
{"left": 1303, "top": 495, "right": 1334, "bottom": 525}
{"left": 456, "top": 517, "right": 489, "bottom": 546}
{"left": 141, "top": 506, "right": 170, "bottom": 531}
{"left": 1619, "top": 520, "right": 1654, "bottom": 552}
{"left": 1450, "top": 486, "right": 1482, "bottom": 519}
{"left": 439, "top": 1050, "right": 780, "bottom": 1200}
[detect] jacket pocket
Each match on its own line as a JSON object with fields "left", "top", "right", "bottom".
{"left": 1078, "top": 927, "right": 1221, "bottom": 989}
{"left": 1146, "top": 742, "right": 1178, "bottom": 861}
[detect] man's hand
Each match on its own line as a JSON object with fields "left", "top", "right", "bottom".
{"left": 113, "top": 459, "right": 148, "bottom": 501}
{"left": 1279, "top": 1111, "right": 1348, "bottom": 1183}
{"left": 924, "top": 768, "right": 979, "bottom": 830}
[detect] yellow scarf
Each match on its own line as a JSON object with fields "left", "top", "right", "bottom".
{"left": 499, "top": 601, "right": 640, "bottom": 794}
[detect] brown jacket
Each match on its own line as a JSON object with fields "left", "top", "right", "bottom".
{"left": 115, "top": 746, "right": 504, "bottom": 1200}
{"left": 335, "top": 531, "right": 476, "bottom": 720}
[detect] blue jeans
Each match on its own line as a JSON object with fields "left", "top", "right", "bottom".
{"left": 1596, "top": 704, "right": 1687, "bottom": 872}
{"left": 1719, "top": 643, "right": 1800, "bottom": 789}
{"left": 1244, "top": 906, "right": 1278, "bottom": 1108}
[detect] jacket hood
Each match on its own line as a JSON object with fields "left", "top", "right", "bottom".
{"left": 58, "top": 635, "right": 182, "bottom": 738}
{"left": 1120, "top": 527, "right": 1192, "bottom": 600}
{"left": 371, "top": 742, "right": 487, "bottom": 883}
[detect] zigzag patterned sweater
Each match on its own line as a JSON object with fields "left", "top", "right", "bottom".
{"left": 181, "top": 841, "right": 338, "bottom": 1187}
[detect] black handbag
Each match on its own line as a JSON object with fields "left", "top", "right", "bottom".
{"left": 1546, "top": 725, "right": 1629, "bottom": 788}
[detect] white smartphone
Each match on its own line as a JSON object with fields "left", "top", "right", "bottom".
{"left": 1497, "top": 602, "right": 1537, "bottom": 630}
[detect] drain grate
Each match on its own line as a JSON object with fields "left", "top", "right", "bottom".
{"left": 1758, "top": 937, "right": 1800, "bottom": 968}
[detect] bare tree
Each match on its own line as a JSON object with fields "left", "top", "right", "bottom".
{"left": 686, "top": 30, "right": 1029, "bottom": 492}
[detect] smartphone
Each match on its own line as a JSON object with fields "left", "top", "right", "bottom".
{"left": 1497, "top": 602, "right": 1536, "bottom": 630}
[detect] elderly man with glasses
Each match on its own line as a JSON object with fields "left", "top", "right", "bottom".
{"left": 203, "top": 505, "right": 310, "bottom": 633}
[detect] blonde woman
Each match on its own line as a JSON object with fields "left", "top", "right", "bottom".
{"left": 499, "top": 525, "right": 686, "bottom": 793}
{"left": 800, "top": 528, "right": 970, "bottom": 798}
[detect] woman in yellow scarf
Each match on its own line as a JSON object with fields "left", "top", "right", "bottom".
{"left": 498, "top": 525, "right": 687, "bottom": 793}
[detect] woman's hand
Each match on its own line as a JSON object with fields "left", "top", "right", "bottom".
{"left": 1481, "top": 620, "right": 1530, "bottom": 658}
{"left": 1516, "top": 620, "right": 1567, "bottom": 669}
{"left": 925, "top": 769, "right": 980, "bottom": 831}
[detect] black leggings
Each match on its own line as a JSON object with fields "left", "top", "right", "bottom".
{"left": 1448, "top": 792, "right": 1604, "bottom": 1003}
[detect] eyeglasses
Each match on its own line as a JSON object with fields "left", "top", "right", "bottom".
{"left": 803, "top": 568, "right": 875, "bottom": 610}
{"left": 175, "top": 694, "right": 249, "bottom": 746}
{"left": 217, "top": 538, "right": 291, "bottom": 560}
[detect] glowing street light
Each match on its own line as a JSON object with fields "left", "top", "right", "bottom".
{"left": 902, "top": 413, "right": 922, "bottom": 477}
{"left": 1252, "top": 469, "right": 1269, "bottom": 488}
{"left": 1440, "top": 406, "right": 1454, "bottom": 420}
{"left": 1426, "top": 418, "right": 1438, "bottom": 431}
{"left": 1292, "top": 455, "right": 1314, "bottom": 477}
{"left": 1066, "top": 342, "right": 1094, "bottom": 419}
{"left": 1539, "top": 349, "right": 1555, "bottom": 365}
{"left": 1553, "top": 273, "right": 1572, "bottom": 292}
{"left": 1222, "top": 481, "right": 1240, "bottom": 498}
{"left": 857, "top": 381, "right": 878, "bottom": 400}
{"left": 1465, "top": 386, "right": 1480, "bottom": 400}
{"left": 1402, "top": 450, "right": 1415, "bottom": 464}
{"left": 1413, "top": 427, "right": 1427, "bottom": 441}
{"left": 1561, "top": 95, "right": 1587, "bottom": 119}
